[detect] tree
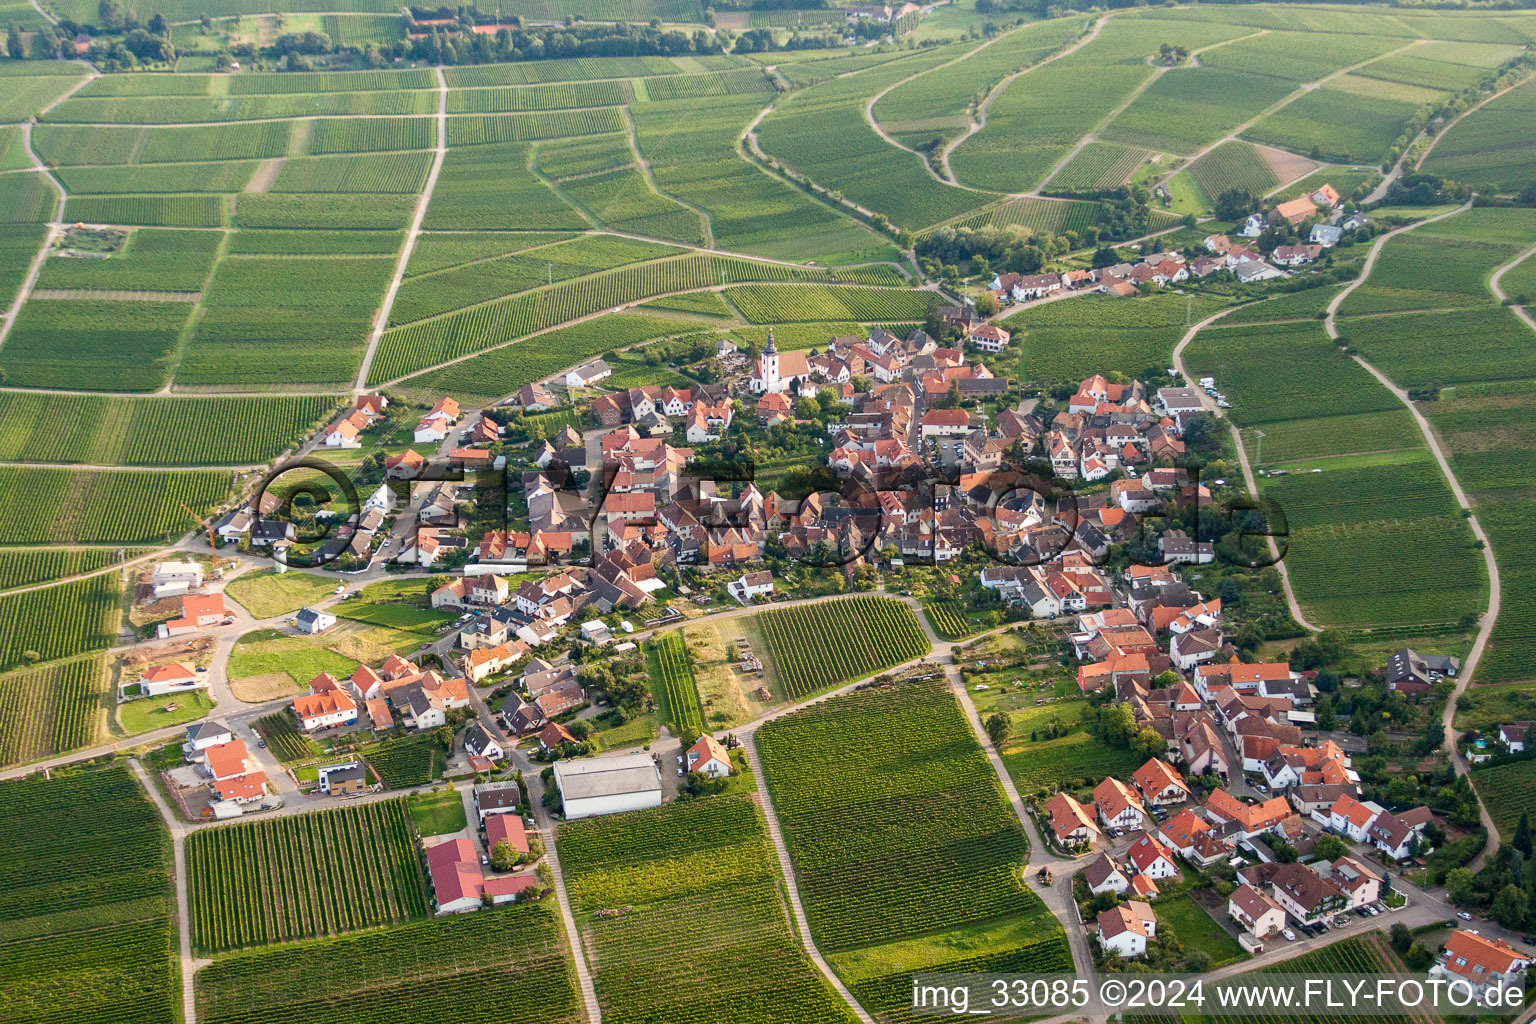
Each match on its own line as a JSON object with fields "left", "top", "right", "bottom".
{"left": 1183, "top": 949, "right": 1211, "bottom": 972}
{"left": 1091, "top": 246, "right": 1122, "bottom": 269}
{"left": 1390, "top": 922, "right": 1412, "bottom": 953}
{"left": 1444, "top": 867, "right": 1476, "bottom": 905}
{"left": 29, "top": 27, "right": 55, "bottom": 59}
{"left": 1313, "top": 834, "right": 1349, "bottom": 862}
{"left": 985, "top": 712, "right": 1012, "bottom": 747}
{"left": 1213, "top": 188, "right": 1256, "bottom": 222}
{"left": 6, "top": 23, "right": 22, "bottom": 59}
{"left": 1405, "top": 943, "right": 1434, "bottom": 971}
{"left": 490, "top": 838, "right": 517, "bottom": 872}
{"left": 973, "top": 291, "right": 1001, "bottom": 317}
{"left": 1515, "top": 811, "right": 1532, "bottom": 858}
{"left": 1492, "top": 884, "right": 1528, "bottom": 930}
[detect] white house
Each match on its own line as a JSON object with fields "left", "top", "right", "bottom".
{"left": 1096, "top": 901, "right": 1156, "bottom": 959}
{"left": 1329, "top": 857, "right": 1382, "bottom": 909}
{"left": 1228, "top": 883, "right": 1286, "bottom": 939}
{"left": 414, "top": 419, "right": 448, "bottom": 444}
{"left": 1431, "top": 931, "right": 1531, "bottom": 1007}
{"left": 295, "top": 607, "right": 336, "bottom": 634}
{"left": 685, "top": 734, "right": 733, "bottom": 779}
{"left": 1326, "top": 793, "right": 1383, "bottom": 842}
{"left": 292, "top": 688, "right": 358, "bottom": 732}
{"left": 554, "top": 751, "right": 662, "bottom": 819}
{"left": 1093, "top": 777, "right": 1146, "bottom": 830}
{"left": 565, "top": 359, "right": 612, "bottom": 389}
{"left": 185, "top": 720, "right": 232, "bottom": 753}
{"left": 463, "top": 722, "right": 506, "bottom": 763}
{"left": 1500, "top": 722, "right": 1531, "bottom": 752}
{"left": 1240, "top": 213, "right": 1265, "bottom": 237}
{"left": 140, "top": 662, "right": 206, "bottom": 697}
{"left": 727, "top": 570, "right": 774, "bottom": 603}
{"left": 1124, "top": 834, "right": 1179, "bottom": 881}
{"left": 1083, "top": 853, "right": 1129, "bottom": 895}
{"left": 363, "top": 483, "right": 395, "bottom": 516}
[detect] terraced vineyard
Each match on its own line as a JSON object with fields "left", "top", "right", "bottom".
{"left": 755, "top": 596, "right": 929, "bottom": 698}
{"left": 560, "top": 796, "right": 859, "bottom": 1024}
{"left": 186, "top": 800, "right": 428, "bottom": 953}
{"left": 252, "top": 713, "right": 322, "bottom": 765}
{"left": 646, "top": 631, "right": 705, "bottom": 740}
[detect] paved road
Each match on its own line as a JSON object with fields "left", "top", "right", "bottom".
{"left": 1324, "top": 200, "right": 1502, "bottom": 871}
{"left": 130, "top": 757, "right": 203, "bottom": 1024}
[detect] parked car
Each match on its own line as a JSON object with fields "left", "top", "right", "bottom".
{"left": 1459, "top": 912, "right": 1473, "bottom": 921}
{"left": 1282, "top": 929, "right": 1296, "bottom": 941}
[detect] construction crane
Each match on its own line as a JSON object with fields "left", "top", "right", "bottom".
{"left": 180, "top": 503, "right": 225, "bottom": 580}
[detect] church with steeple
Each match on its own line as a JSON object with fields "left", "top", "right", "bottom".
{"left": 748, "top": 329, "right": 812, "bottom": 395}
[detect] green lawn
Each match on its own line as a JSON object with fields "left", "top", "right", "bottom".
{"left": 228, "top": 628, "right": 359, "bottom": 691}
{"left": 225, "top": 568, "right": 340, "bottom": 619}
{"left": 406, "top": 786, "right": 468, "bottom": 837}
{"left": 590, "top": 710, "right": 660, "bottom": 752}
{"left": 119, "top": 688, "right": 214, "bottom": 735}
{"left": 1156, "top": 893, "right": 1250, "bottom": 968}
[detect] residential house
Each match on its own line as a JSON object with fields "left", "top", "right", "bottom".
{"left": 1268, "top": 861, "right": 1347, "bottom": 926}
{"left": 1329, "top": 856, "right": 1382, "bottom": 909}
{"left": 1125, "top": 833, "right": 1179, "bottom": 881}
{"left": 1045, "top": 791, "right": 1101, "bottom": 847}
{"left": 1385, "top": 648, "right": 1459, "bottom": 694}
{"left": 1084, "top": 852, "right": 1130, "bottom": 895}
{"left": 295, "top": 606, "right": 336, "bottom": 634}
{"left": 140, "top": 662, "right": 205, "bottom": 697}
{"left": 727, "top": 570, "right": 774, "bottom": 603}
{"left": 1431, "top": 930, "right": 1530, "bottom": 1006}
{"left": 1097, "top": 901, "right": 1157, "bottom": 959}
{"left": 1134, "top": 758, "right": 1192, "bottom": 806}
{"left": 1228, "top": 883, "right": 1287, "bottom": 939}
{"left": 184, "top": 720, "right": 232, "bottom": 754}
{"left": 1368, "top": 806, "right": 1433, "bottom": 861}
{"left": 426, "top": 837, "right": 533, "bottom": 914}
{"left": 685, "top": 734, "right": 733, "bottom": 778}
{"left": 463, "top": 722, "right": 505, "bottom": 763}
{"left": 157, "top": 594, "right": 229, "bottom": 638}
{"left": 1501, "top": 722, "right": 1532, "bottom": 753}
{"left": 1094, "top": 776, "right": 1147, "bottom": 830}
{"left": 150, "top": 560, "right": 203, "bottom": 599}
{"left": 1325, "top": 793, "right": 1383, "bottom": 842}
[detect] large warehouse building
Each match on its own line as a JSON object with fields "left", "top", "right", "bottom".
{"left": 553, "top": 751, "right": 663, "bottom": 819}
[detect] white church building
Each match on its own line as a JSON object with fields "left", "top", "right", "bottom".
{"left": 749, "top": 331, "right": 814, "bottom": 395}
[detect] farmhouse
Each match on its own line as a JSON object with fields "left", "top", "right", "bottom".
{"left": 553, "top": 751, "right": 663, "bottom": 819}
{"left": 426, "top": 837, "right": 534, "bottom": 914}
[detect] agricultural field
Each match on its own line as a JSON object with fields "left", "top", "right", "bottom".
{"left": 754, "top": 596, "right": 929, "bottom": 699}
{"left": 1424, "top": 379, "right": 1536, "bottom": 685}
{"left": 0, "top": 393, "right": 337, "bottom": 466}
{"left": 0, "top": 466, "right": 228, "bottom": 545}
{"left": 186, "top": 800, "right": 428, "bottom": 953}
{"left": 646, "top": 630, "right": 705, "bottom": 740}
{"left": 1182, "top": 320, "right": 1416, "bottom": 462}
{"left": 1337, "top": 233, "right": 1520, "bottom": 316}
{"left": 1422, "top": 78, "right": 1536, "bottom": 193}
{"left": 998, "top": 291, "right": 1234, "bottom": 385}
{"left": 757, "top": 679, "right": 1072, "bottom": 1021}
{"left": 0, "top": 298, "right": 192, "bottom": 391}
{"left": 1472, "top": 759, "right": 1536, "bottom": 840}
{"left": 724, "top": 284, "right": 937, "bottom": 324}
{"left": 373, "top": 254, "right": 840, "bottom": 383}
{"left": 0, "top": 655, "right": 110, "bottom": 770}
{"left": 0, "top": 573, "right": 121, "bottom": 672}
{"left": 1260, "top": 453, "right": 1486, "bottom": 629}
{"left": 0, "top": 763, "right": 178, "bottom": 1023}
{"left": 195, "top": 903, "right": 581, "bottom": 1024}
{"left": 560, "top": 795, "right": 859, "bottom": 1024}
{"left": 1044, "top": 142, "right": 1152, "bottom": 193}
{"left": 988, "top": 699, "right": 1148, "bottom": 797}
{"left": 35, "top": 229, "right": 222, "bottom": 294}
{"left": 252, "top": 712, "right": 323, "bottom": 764}
{"left": 363, "top": 732, "right": 446, "bottom": 789}
{"left": 1100, "top": 67, "right": 1296, "bottom": 155}
{"left": 923, "top": 599, "right": 989, "bottom": 641}
{"left": 1243, "top": 83, "right": 1420, "bottom": 164}
{"left": 1339, "top": 305, "right": 1536, "bottom": 388}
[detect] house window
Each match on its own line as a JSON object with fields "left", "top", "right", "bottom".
{"left": 1473, "top": 965, "right": 1484, "bottom": 974}
{"left": 1456, "top": 958, "right": 1468, "bottom": 967}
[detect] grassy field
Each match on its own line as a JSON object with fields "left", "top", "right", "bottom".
{"left": 406, "top": 787, "right": 469, "bottom": 837}
{"left": 225, "top": 569, "right": 341, "bottom": 619}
